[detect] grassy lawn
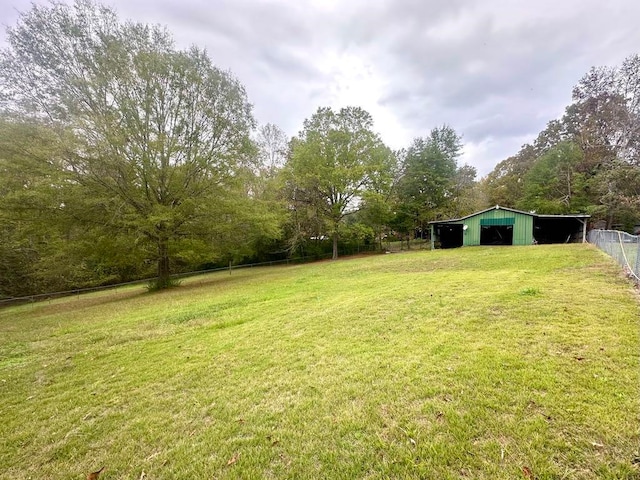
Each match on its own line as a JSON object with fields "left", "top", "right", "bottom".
{"left": 1, "top": 245, "right": 639, "bottom": 479}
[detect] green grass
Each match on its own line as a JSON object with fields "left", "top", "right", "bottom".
{"left": 1, "top": 245, "right": 639, "bottom": 479}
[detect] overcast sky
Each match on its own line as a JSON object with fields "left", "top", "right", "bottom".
{"left": 2, "top": 0, "right": 640, "bottom": 176}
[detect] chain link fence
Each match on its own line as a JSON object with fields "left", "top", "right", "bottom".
{"left": 588, "top": 229, "right": 640, "bottom": 283}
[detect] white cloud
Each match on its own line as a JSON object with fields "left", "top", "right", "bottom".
{"left": 2, "top": 0, "right": 640, "bottom": 177}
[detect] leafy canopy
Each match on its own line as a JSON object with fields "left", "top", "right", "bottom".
{"left": 285, "top": 106, "right": 394, "bottom": 259}
{"left": 0, "top": 0, "right": 278, "bottom": 289}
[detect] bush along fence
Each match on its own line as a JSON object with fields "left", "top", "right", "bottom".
{"left": 588, "top": 229, "right": 640, "bottom": 284}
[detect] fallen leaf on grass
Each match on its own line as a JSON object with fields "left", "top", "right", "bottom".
{"left": 87, "top": 466, "right": 105, "bottom": 480}
{"left": 591, "top": 441, "right": 604, "bottom": 448}
{"left": 226, "top": 453, "right": 240, "bottom": 466}
{"left": 522, "top": 466, "right": 534, "bottom": 479}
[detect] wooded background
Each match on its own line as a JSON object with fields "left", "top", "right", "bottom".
{"left": 1, "top": 1, "right": 638, "bottom": 297}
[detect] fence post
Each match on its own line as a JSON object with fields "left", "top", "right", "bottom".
{"left": 636, "top": 237, "right": 640, "bottom": 279}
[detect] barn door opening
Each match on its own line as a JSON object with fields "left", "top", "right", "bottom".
{"left": 480, "top": 225, "right": 513, "bottom": 245}
{"left": 439, "top": 224, "right": 463, "bottom": 248}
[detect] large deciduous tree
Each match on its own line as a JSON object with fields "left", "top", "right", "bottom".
{"left": 285, "top": 106, "right": 393, "bottom": 259}
{"left": 0, "top": 0, "right": 273, "bottom": 289}
{"left": 394, "top": 125, "right": 463, "bottom": 237}
{"left": 450, "top": 163, "right": 484, "bottom": 217}
{"left": 256, "top": 123, "right": 289, "bottom": 174}
{"left": 482, "top": 119, "right": 570, "bottom": 209}
{"left": 517, "top": 141, "right": 589, "bottom": 214}
{"left": 569, "top": 54, "right": 640, "bottom": 226}
{"left": 571, "top": 54, "right": 640, "bottom": 166}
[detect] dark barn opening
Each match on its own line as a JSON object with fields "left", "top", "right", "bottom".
{"left": 480, "top": 225, "right": 513, "bottom": 245}
{"left": 439, "top": 224, "right": 463, "bottom": 248}
{"left": 534, "top": 217, "right": 586, "bottom": 244}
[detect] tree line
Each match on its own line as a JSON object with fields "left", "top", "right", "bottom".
{"left": 483, "top": 55, "right": 640, "bottom": 229}
{"left": 0, "top": 1, "right": 638, "bottom": 297}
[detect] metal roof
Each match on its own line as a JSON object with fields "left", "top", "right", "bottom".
{"left": 428, "top": 205, "right": 590, "bottom": 224}
{"left": 535, "top": 214, "right": 591, "bottom": 219}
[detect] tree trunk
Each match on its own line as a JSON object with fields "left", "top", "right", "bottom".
{"left": 332, "top": 231, "right": 339, "bottom": 260}
{"left": 156, "top": 235, "right": 171, "bottom": 289}
{"left": 606, "top": 212, "right": 614, "bottom": 230}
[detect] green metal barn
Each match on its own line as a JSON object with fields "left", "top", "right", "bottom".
{"left": 429, "top": 206, "right": 589, "bottom": 249}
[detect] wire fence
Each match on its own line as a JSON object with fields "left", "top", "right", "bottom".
{"left": 12, "top": 232, "right": 638, "bottom": 306}
{"left": 588, "top": 229, "right": 640, "bottom": 283}
{"left": 0, "top": 253, "right": 340, "bottom": 308}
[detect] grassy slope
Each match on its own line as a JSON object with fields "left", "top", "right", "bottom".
{"left": 0, "top": 245, "right": 638, "bottom": 479}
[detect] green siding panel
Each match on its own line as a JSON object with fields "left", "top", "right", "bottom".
{"left": 461, "top": 209, "right": 533, "bottom": 246}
